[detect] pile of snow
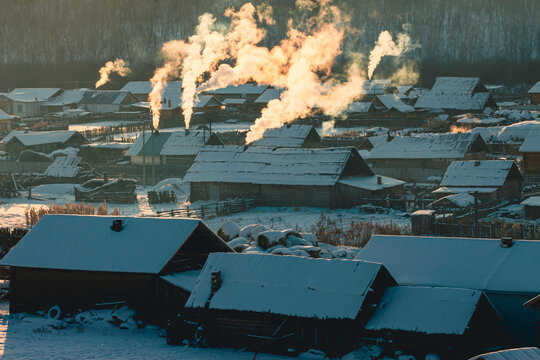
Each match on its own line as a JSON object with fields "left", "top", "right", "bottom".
{"left": 494, "top": 109, "right": 540, "bottom": 121}
{"left": 152, "top": 178, "right": 186, "bottom": 197}
{"left": 218, "top": 222, "right": 357, "bottom": 259}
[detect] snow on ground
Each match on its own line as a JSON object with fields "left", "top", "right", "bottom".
{"left": 68, "top": 121, "right": 142, "bottom": 131}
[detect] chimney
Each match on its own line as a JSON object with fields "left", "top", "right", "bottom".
{"left": 111, "top": 219, "right": 123, "bottom": 232}
{"left": 501, "top": 237, "right": 513, "bottom": 248}
{"left": 167, "top": 99, "right": 171, "bottom": 108}
{"left": 211, "top": 271, "right": 222, "bottom": 295}
{"left": 475, "top": 160, "right": 481, "bottom": 167}
{"left": 377, "top": 176, "right": 382, "bottom": 185}
{"left": 185, "top": 128, "right": 190, "bottom": 135}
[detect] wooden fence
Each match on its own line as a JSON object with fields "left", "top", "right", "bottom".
{"left": 155, "top": 197, "right": 258, "bottom": 219}
{"left": 434, "top": 221, "right": 540, "bottom": 240}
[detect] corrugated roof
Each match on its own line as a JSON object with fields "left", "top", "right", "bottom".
{"left": 529, "top": 82, "right": 540, "bottom": 94}
{"left": 184, "top": 145, "right": 373, "bottom": 186}
{"left": 519, "top": 127, "right": 540, "bottom": 152}
{"left": 125, "top": 132, "right": 172, "bottom": 156}
{"left": 44, "top": 156, "right": 83, "bottom": 178}
{"left": 469, "top": 347, "right": 540, "bottom": 360}
{"left": 222, "top": 98, "right": 246, "bottom": 105}
{"left": 430, "top": 77, "right": 481, "bottom": 93}
{"left": 415, "top": 77, "right": 493, "bottom": 110}
{"left": 251, "top": 125, "right": 319, "bottom": 148}
{"left": 0, "top": 215, "right": 207, "bottom": 274}
{"left": 356, "top": 235, "right": 540, "bottom": 294}
{"left": 2, "top": 88, "right": 62, "bottom": 102}
{"left": 366, "top": 286, "right": 486, "bottom": 335}
{"left": 2, "top": 130, "right": 81, "bottom": 146}
{"left": 440, "top": 160, "right": 520, "bottom": 187}
{"left": 160, "top": 131, "right": 214, "bottom": 156}
{"left": 368, "top": 133, "right": 483, "bottom": 160}
{"left": 42, "top": 90, "right": 87, "bottom": 107}
{"left": 185, "top": 252, "right": 389, "bottom": 319}
{"left": 78, "top": 90, "right": 133, "bottom": 105}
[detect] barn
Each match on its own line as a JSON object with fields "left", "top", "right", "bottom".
{"left": 365, "top": 286, "right": 506, "bottom": 358}
{"left": 519, "top": 127, "right": 540, "bottom": 181}
{"left": 183, "top": 252, "right": 397, "bottom": 355}
{"left": 368, "top": 132, "right": 488, "bottom": 182}
{"left": 2, "top": 130, "right": 87, "bottom": 155}
{"left": 0, "top": 88, "right": 62, "bottom": 117}
{"left": 0, "top": 215, "right": 232, "bottom": 323}
{"left": 529, "top": 81, "right": 540, "bottom": 105}
{"left": 251, "top": 124, "right": 321, "bottom": 148}
{"left": 433, "top": 160, "right": 523, "bottom": 201}
{"left": 414, "top": 77, "right": 497, "bottom": 113}
{"left": 184, "top": 145, "right": 405, "bottom": 208}
{"left": 356, "top": 235, "right": 540, "bottom": 345}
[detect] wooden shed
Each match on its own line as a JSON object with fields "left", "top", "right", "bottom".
{"left": 365, "top": 286, "right": 506, "bottom": 359}
{"left": 0, "top": 215, "right": 232, "bottom": 324}
{"left": 432, "top": 160, "right": 523, "bottom": 201}
{"left": 522, "top": 196, "right": 540, "bottom": 220}
{"left": 368, "top": 132, "right": 488, "bottom": 182}
{"left": 2, "top": 130, "right": 87, "bottom": 155}
{"left": 529, "top": 82, "right": 540, "bottom": 105}
{"left": 519, "top": 127, "right": 540, "bottom": 180}
{"left": 184, "top": 146, "right": 405, "bottom": 208}
{"left": 183, "top": 252, "right": 397, "bottom": 356}
{"left": 356, "top": 235, "right": 540, "bottom": 346}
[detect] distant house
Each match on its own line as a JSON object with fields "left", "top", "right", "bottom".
{"left": 433, "top": 160, "right": 523, "bottom": 201}
{"left": 41, "top": 89, "right": 88, "bottom": 113}
{"left": 2, "top": 130, "right": 87, "bottom": 155}
{"left": 372, "top": 94, "right": 415, "bottom": 114}
{"left": 254, "top": 88, "right": 283, "bottom": 110}
{"left": 529, "top": 82, "right": 540, "bottom": 105}
{"left": 0, "top": 88, "right": 63, "bottom": 117}
{"left": 184, "top": 146, "right": 405, "bottom": 208}
{"left": 519, "top": 127, "right": 540, "bottom": 179}
{"left": 0, "top": 215, "right": 232, "bottom": 323}
{"left": 184, "top": 252, "right": 397, "bottom": 355}
{"left": 468, "top": 347, "right": 540, "bottom": 360}
{"left": 356, "top": 235, "right": 540, "bottom": 345}
{"left": 522, "top": 196, "right": 540, "bottom": 220}
{"left": 365, "top": 286, "right": 505, "bottom": 358}
{"left": 368, "top": 133, "right": 488, "bottom": 182}
{"left": 125, "top": 131, "right": 172, "bottom": 166}
{"left": 77, "top": 90, "right": 139, "bottom": 113}
{"left": 415, "top": 77, "right": 497, "bottom": 112}
{"left": 0, "top": 109, "right": 18, "bottom": 133}
{"left": 121, "top": 80, "right": 182, "bottom": 101}
{"left": 206, "top": 84, "right": 269, "bottom": 102}
{"left": 347, "top": 102, "right": 374, "bottom": 115}
{"left": 250, "top": 124, "right": 321, "bottom": 148}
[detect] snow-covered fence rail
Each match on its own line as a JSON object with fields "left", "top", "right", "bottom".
{"left": 155, "top": 197, "right": 258, "bottom": 219}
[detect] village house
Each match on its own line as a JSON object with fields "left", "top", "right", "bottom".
{"left": 432, "top": 160, "right": 523, "bottom": 201}
{"left": 519, "top": 127, "right": 540, "bottom": 181}
{"left": 77, "top": 90, "right": 139, "bottom": 113}
{"left": 184, "top": 146, "right": 405, "bottom": 208}
{"left": 121, "top": 80, "right": 183, "bottom": 101}
{"left": 522, "top": 196, "right": 540, "bottom": 220}
{"left": 125, "top": 131, "right": 172, "bottom": 166}
{"left": 206, "top": 84, "right": 269, "bottom": 102}
{"left": 356, "top": 235, "right": 540, "bottom": 345}
{"left": 0, "top": 215, "right": 232, "bottom": 323}
{"left": 40, "top": 89, "right": 88, "bottom": 113}
{"left": 368, "top": 132, "right": 488, "bottom": 182}
{"left": 1, "top": 130, "right": 87, "bottom": 155}
{"left": 365, "top": 286, "right": 506, "bottom": 358}
{"left": 346, "top": 101, "right": 374, "bottom": 115}
{"left": 251, "top": 124, "right": 321, "bottom": 148}
{"left": 0, "top": 109, "right": 17, "bottom": 134}
{"left": 414, "top": 77, "right": 497, "bottom": 113}
{"left": 529, "top": 81, "right": 540, "bottom": 105}
{"left": 0, "top": 88, "right": 63, "bottom": 117}
{"left": 183, "top": 252, "right": 396, "bottom": 355}
{"left": 372, "top": 94, "right": 415, "bottom": 114}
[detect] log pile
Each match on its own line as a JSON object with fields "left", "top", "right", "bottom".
{"left": 75, "top": 178, "right": 137, "bottom": 204}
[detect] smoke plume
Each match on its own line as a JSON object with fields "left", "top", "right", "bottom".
{"left": 367, "top": 30, "right": 414, "bottom": 80}
{"left": 95, "top": 59, "right": 130, "bottom": 88}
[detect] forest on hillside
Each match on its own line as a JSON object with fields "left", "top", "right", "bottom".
{"left": 1, "top": 0, "right": 539, "bottom": 89}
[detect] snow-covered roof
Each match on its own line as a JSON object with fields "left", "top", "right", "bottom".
{"left": 195, "top": 95, "right": 221, "bottom": 108}
{"left": 368, "top": 133, "right": 484, "bottom": 160}
{"left": 222, "top": 98, "right": 246, "bottom": 105}
{"left": 184, "top": 145, "right": 373, "bottom": 186}
{"left": 44, "top": 156, "right": 83, "bottom": 178}
{"left": 0, "top": 109, "right": 15, "bottom": 120}
{"left": 0, "top": 215, "right": 213, "bottom": 274}
{"left": 471, "top": 126, "right": 503, "bottom": 142}
{"left": 433, "top": 186, "right": 498, "bottom": 195}
{"left": 78, "top": 90, "right": 134, "bottom": 105}
{"left": 42, "top": 89, "right": 87, "bottom": 107}
{"left": 2, "top": 130, "right": 82, "bottom": 146}
{"left": 522, "top": 196, "right": 540, "bottom": 207}
{"left": 125, "top": 132, "right": 172, "bottom": 156}
{"left": 160, "top": 131, "right": 219, "bottom": 156}
{"left": 396, "top": 85, "right": 413, "bottom": 97}
{"left": 440, "top": 160, "right": 520, "bottom": 188}
{"left": 2, "top": 88, "right": 62, "bottom": 102}
{"left": 519, "top": 127, "right": 540, "bottom": 152}
{"left": 456, "top": 116, "right": 506, "bottom": 125}
{"left": 347, "top": 102, "right": 373, "bottom": 113}
{"left": 338, "top": 175, "right": 404, "bottom": 191}
{"left": 82, "top": 142, "right": 132, "bottom": 149}
{"left": 366, "top": 286, "right": 488, "bottom": 335}
{"left": 432, "top": 192, "right": 475, "bottom": 208}
{"left": 251, "top": 125, "right": 320, "bottom": 148}
{"left": 254, "top": 88, "right": 282, "bottom": 103}
{"left": 161, "top": 270, "right": 201, "bottom": 292}
{"left": 529, "top": 82, "right": 540, "bottom": 94}
{"left": 469, "top": 347, "right": 540, "bottom": 360}
{"left": 210, "top": 84, "right": 269, "bottom": 95}
{"left": 185, "top": 252, "right": 390, "bottom": 319}
{"left": 415, "top": 77, "right": 493, "bottom": 111}
{"left": 121, "top": 81, "right": 182, "bottom": 96}
{"left": 356, "top": 235, "right": 540, "bottom": 294}
{"left": 496, "top": 121, "right": 540, "bottom": 142}
{"left": 376, "top": 94, "right": 414, "bottom": 113}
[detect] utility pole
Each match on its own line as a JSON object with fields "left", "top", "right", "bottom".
{"left": 151, "top": 125, "right": 156, "bottom": 186}
{"left": 473, "top": 191, "right": 479, "bottom": 237}
{"left": 142, "top": 121, "right": 146, "bottom": 186}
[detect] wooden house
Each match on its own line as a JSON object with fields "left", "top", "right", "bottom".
{"left": 0, "top": 215, "right": 232, "bottom": 323}
{"left": 433, "top": 160, "right": 523, "bottom": 201}
{"left": 529, "top": 82, "right": 540, "bottom": 105}
{"left": 415, "top": 77, "right": 497, "bottom": 113}
{"left": 519, "top": 127, "right": 540, "bottom": 181}
{"left": 468, "top": 347, "right": 540, "bottom": 360}
{"left": 368, "top": 132, "right": 488, "bottom": 182}
{"left": 77, "top": 90, "right": 138, "bottom": 113}
{"left": 2, "top": 130, "right": 87, "bottom": 155}
{"left": 521, "top": 197, "right": 540, "bottom": 220}
{"left": 183, "top": 252, "right": 397, "bottom": 355}
{"left": 251, "top": 124, "right": 321, "bottom": 148}
{"left": 365, "top": 286, "right": 506, "bottom": 358}
{"left": 356, "top": 235, "right": 540, "bottom": 345}
{"left": 184, "top": 146, "right": 405, "bottom": 208}
{"left": 0, "top": 88, "right": 62, "bottom": 117}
